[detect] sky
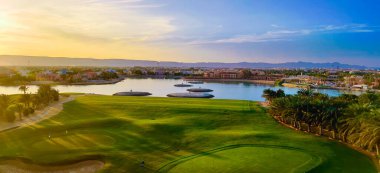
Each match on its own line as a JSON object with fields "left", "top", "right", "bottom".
{"left": 0, "top": 0, "right": 379, "bottom": 66}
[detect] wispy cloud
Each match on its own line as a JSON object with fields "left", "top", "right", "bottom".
{"left": 190, "top": 24, "right": 376, "bottom": 44}
{"left": 0, "top": 0, "right": 179, "bottom": 59}
{"left": 350, "top": 29, "right": 374, "bottom": 33}
{"left": 271, "top": 24, "right": 282, "bottom": 28}
{"left": 0, "top": 0, "right": 175, "bottom": 43}
{"left": 189, "top": 30, "right": 310, "bottom": 44}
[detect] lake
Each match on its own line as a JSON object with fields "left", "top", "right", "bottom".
{"left": 0, "top": 78, "right": 362, "bottom": 101}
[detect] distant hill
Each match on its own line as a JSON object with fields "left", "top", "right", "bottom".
{"left": 0, "top": 55, "right": 369, "bottom": 69}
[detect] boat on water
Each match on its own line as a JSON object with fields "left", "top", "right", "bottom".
{"left": 167, "top": 92, "right": 214, "bottom": 98}
{"left": 188, "top": 81, "right": 204, "bottom": 84}
{"left": 113, "top": 91, "right": 152, "bottom": 96}
{"left": 187, "top": 88, "right": 213, "bottom": 92}
{"left": 174, "top": 83, "right": 193, "bottom": 87}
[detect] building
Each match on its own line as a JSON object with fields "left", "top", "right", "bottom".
{"left": 352, "top": 84, "right": 368, "bottom": 90}
{"left": 203, "top": 71, "right": 220, "bottom": 78}
{"left": 220, "top": 72, "right": 239, "bottom": 79}
{"left": 251, "top": 74, "right": 285, "bottom": 81}
{"left": 36, "top": 71, "right": 62, "bottom": 81}
{"left": 344, "top": 76, "right": 365, "bottom": 86}
{"left": 0, "top": 67, "right": 12, "bottom": 77}
{"left": 283, "top": 75, "right": 319, "bottom": 84}
{"left": 251, "top": 70, "right": 265, "bottom": 76}
{"left": 18, "top": 70, "right": 30, "bottom": 77}
{"left": 83, "top": 71, "right": 98, "bottom": 80}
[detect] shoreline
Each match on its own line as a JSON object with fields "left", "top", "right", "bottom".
{"left": 185, "top": 78, "right": 275, "bottom": 85}
{"left": 62, "top": 77, "right": 125, "bottom": 85}
{"left": 283, "top": 82, "right": 380, "bottom": 93}
{"left": 0, "top": 78, "right": 126, "bottom": 86}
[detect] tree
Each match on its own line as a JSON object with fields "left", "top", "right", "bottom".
{"left": 297, "top": 89, "right": 314, "bottom": 97}
{"left": 262, "top": 89, "right": 277, "bottom": 102}
{"left": 5, "top": 104, "right": 17, "bottom": 122}
{"left": 51, "top": 89, "right": 59, "bottom": 101}
{"left": 37, "top": 85, "right": 54, "bottom": 105}
{"left": 4, "top": 109, "right": 16, "bottom": 122}
{"left": 14, "top": 103, "right": 24, "bottom": 120}
{"left": 262, "top": 89, "right": 285, "bottom": 103}
{"left": 32, "top": 94, "right": 43, "bottom": 109}
{"left": 265, "top": 88, "right": 380, "bottom": 157}
{"left": 0, "top": 94, "right": 13, "bottom": 120}
{"left": 269, "top": 97, "right": 289, "bottom": 122}
{"left": 241, "top": 69, "right": 252, "bottom": 79}
{"left": 19, "top": 93, "right": 32, "bottom": 108}
{"left": 276, "top": 89, "right": 285, "bottom": 98}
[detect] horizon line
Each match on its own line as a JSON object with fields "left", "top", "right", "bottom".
{"left": 0, "top": 54, "right": 373, "bottom": 68}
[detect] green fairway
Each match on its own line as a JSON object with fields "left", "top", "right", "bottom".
{"left": 0, "top": 96, "right": 377, "bottom": 173}
{"left": 159, "top": 144, "right": 321, "bottom": 173}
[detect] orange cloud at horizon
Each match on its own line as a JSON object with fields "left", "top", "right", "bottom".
{"left": 0, "top": 0, "right": 186, "bottom": 61}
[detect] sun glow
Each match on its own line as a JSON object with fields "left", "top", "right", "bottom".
{"left": 0, "top": 14, "right": 9, "bottom": 28}
{"left": 0, "top": 0, "right": 182, "bottom": 61}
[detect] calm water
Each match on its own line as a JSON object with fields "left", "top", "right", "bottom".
{"left": 0, "top": 78, "right": 361, "bottom": 101}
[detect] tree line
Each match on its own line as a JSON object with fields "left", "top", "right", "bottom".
{"left": 0, "top": 85, "right": 59, "bottom": 122}
{"left": 263, "top": 88, "right": 380, "bottom": 162}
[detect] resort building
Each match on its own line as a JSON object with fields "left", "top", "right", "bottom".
{"left": 220, "top": 72, "right": 239, "bottom": 79}
{"left": 36, "top": 71, "right": 62, "bottom": 81}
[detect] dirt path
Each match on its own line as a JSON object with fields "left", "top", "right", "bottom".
{"left": 0, "top": 96, "right": 75, "bottom": 133}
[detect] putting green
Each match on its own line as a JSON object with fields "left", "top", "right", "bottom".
{"left": 159, "top": 144, "right": 322, "bottom": 173}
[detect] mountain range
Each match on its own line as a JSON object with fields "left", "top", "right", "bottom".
{"left": 0, "top": 55, "right": 371, "bottom": 69}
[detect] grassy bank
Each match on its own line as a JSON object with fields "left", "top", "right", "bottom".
{"left": 0, "top": 96, "right": 377, "bottom": 172}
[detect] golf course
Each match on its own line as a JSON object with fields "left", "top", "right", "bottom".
{"left": 0, "top": 95, "right": 377, "bottom": 173}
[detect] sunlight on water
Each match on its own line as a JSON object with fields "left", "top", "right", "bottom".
{"left": 0, "top": 79, "right": 362, "bottom": 101}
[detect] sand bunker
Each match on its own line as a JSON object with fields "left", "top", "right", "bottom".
{"left": 0, "top": 160, "right": 104, "bottom": 173}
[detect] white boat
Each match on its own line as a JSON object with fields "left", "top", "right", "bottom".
{"left": 174, "top": 83, "right": 193, "bottom": 87}
{"left": 167, "top": 93, "right": 214, "bottom": 98}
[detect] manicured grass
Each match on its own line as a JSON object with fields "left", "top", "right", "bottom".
{"left": 0, "top": 96, "right": 377, "bottom": 173}
{"left": 159, "top": 144, "right": 322, "bottom": 173}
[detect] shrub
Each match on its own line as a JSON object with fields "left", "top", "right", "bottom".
{"left": 5, "top": 110, "right": 16, "bottom": 122}
{"left": 28, "top": 107, "right": 35, "bottom": 114}
{"left": 22, "top": 107, "right": 35, "bottom": 116}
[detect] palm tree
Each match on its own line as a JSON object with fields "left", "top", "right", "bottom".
{"left": 14, "top": 103, "right": 24, "bottom": 120}
{"left": 19, "top": 93, "right": 32, "bottom": 108}
{"left": 32, "top": 94, "right": 42, "bottom": 109}
{"left": 276, "top": 89, "right": 285, "bottom": 98}
{"left": 284, "top": 96, "right": 304, "bottom": 129}
{"left": 303, "top": 99, "right": 316, "bottom": 133}
{"left": 0, "top": 94, "right": 13, "bottom": 119}
{"left": 297, "top": 89, "right": 314, "bottom": 97}
{"left": 311, "top": 99, "right": 330, "bottom": 136}
{"left": 358, "top": 123, "right": 379, "bottom": 153}
{"left": 262, "top": 89, "right": 277, "bottom": 103}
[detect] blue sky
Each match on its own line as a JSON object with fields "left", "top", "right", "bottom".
{"left": 0, "top": 0, "right": 379, "bottom": 66}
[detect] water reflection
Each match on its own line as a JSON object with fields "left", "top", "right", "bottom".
{"left": 0, "top": 78, "right": 363, "bottom": 101}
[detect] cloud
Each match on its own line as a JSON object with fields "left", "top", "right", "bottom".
{"left": 0, "top": 0, "right": 181, "bottom": 60}
{"left": 189, "top": 29, "right": 311, "bottom": 44}
{"left": 318, "top": 24, "right": 369, "bottom": 32}
{"left": 190, "top": 24, "right": 376, "bottom": 44}
{"left": 0, "top": 0, "right": 175, "bottom": 43}
{"left": 350, "top": 29, "right": 374, "bottom": 33}
{"left": 271, "top": 24, "right": 282, "bottom": 28}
